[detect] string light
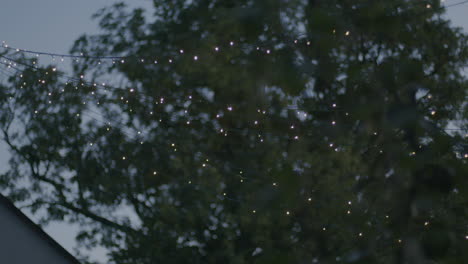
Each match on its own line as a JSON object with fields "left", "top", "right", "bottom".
{"left": 4, "top": 0, "right": 465, "bottom": 66}
{"left": 0, "top": 3, "right": 466, "bottom": 250}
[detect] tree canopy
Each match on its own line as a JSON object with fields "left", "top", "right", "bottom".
{"left": 0, "top": 0, "right": 467, "bottom": 263}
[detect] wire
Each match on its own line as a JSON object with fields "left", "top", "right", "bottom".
{"left": 1, "top": 0, "right": 467, "bottom": 61}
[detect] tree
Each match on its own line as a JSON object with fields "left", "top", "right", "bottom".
{"left": 1, "top": 0, "right": 467, "bottom": 263}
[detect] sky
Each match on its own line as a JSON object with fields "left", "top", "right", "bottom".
{"left": 0, "top": 0, "right": 467, "bottom": 263}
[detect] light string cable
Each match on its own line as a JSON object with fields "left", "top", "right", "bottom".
{"left": 0, "top": 54, "right": 340, "bottom": 115}
{"left": 0, "top": 53, "right": 466, "bottom": 150}
{"left": 1, "top": 0, "right": 467, "bottom": 64}
{"left": 1, "top": 1, "right": 467, "bottom": 249}
{"left": 1, "top": 53, "right": 466, "bottom": 136}
{"left": 0, "top": 54, "right": 353, "bottom": 144}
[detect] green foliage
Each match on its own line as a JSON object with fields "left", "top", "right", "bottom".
{"left": 0, "top": 0, "right": 467, "bottom": 263}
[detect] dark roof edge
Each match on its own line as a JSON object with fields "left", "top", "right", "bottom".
{"left": 0, "top": 194, "right": 81, "bottom": 264}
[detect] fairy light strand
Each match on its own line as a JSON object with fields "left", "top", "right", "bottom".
{"left": 1, "top": 0, "right": 467, "bottom": 63}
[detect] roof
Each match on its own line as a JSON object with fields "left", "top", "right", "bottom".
{"left": 0, "top": 194, "right": 81, "bottom": 264}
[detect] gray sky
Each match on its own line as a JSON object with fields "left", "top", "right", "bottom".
{"left": 0, "top": 0, "right": 467, "bottom": 262}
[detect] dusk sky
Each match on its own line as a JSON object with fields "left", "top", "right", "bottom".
{"left": 1, "top": 0, "right": 467, "bottom": 262}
